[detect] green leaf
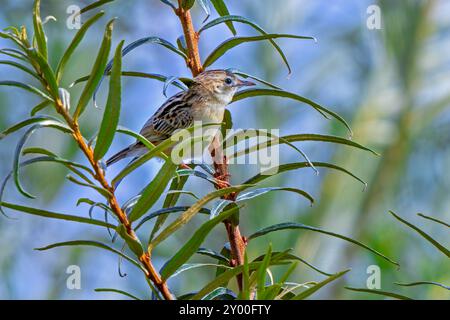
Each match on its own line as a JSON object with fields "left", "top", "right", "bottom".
{"left": 211, "top": 187, "right": 314, "bottom": 218}
{"left": 182, "top": 0, "right": 195, "bottom": 10}
{"left": 0, "top": 60, "right": 39, "bottom": 80}
{"left": 225, "top": 129, "right": 318, "bottom": 173}
{"left": 80, "top": 0, "right": 115, "bottom": 14}
{"left": 66, "top": 174, "right": 112, "bottom": 199}
{"left": 244, "top": 162, "right": 367, "bottom": 189}
{"left": 291, "top": 269, "right": 350, "bottom": 300}
{"left": 168, "top": 263, "right": 230, "bottom": 279}
{"left": 196, "top": 247, "right": 229, "bottom": 263}
{"left": 198, "top": 0, "right": 211, "bottom": 22}
{"left": 227, "top": 68, "right": 282, "bottom": 89}
{"left": 160, "top": 0, "right": 176, "bottom": 10}
{"left": 95, "top": 288, "right": 141, "bottom": 300}
{"left": 389, "top": 211, "right": 450, "bottom": 258}
{"left": 203, "top": 34, "right": 315, "bottom": 69}
{"left": 13, "top": 122, "right": 72, "bottom": 198}
{"left": 395, "top": 281, "right": 450, "bottom": 291}
{"left": 0, "top": 48, "right": 29, "bottom": 62}
{"left": 240, "top": 252, "right": 250, "bottom": 300}
{"left": 94, "top": 40, "right": 124, "bottom": 161}
{"left": 74, "top": 19, "right": 114, "bottom": 119}
{"left": 148, "top": 185, "right": 250, "bottom": 253}
{"left": 71, "top": 71, "right": 189, "bottom": 91}
{"left": 256, "top": 244, "right": 272, "bottom": 299}
{"left": 232, "top": 89, "right": 352, "bottom": 137}
{"left": 249, "top": 222, "right": 399, "bottom": 267}
{"left": 116, "top": 224, "right": 144, "bottom": 256}
{"left": 135, "top": 206, "right": 210, "bottom": 231}
{"left": 160, "top": 205, "right": 241, "bottom": 280}
{"left": 417, "top": 213, "right": 450, "bottom": 228}
{"left": 26, "top": 48, "right": 59, "bottom": 97}
{"left": 200, "top": 16, "right": 295, "bottom": 74}
{"left": 128, "top": 160, "right": 177, "bottom": 222}
{"left": 116, "top": 126, "right": 164, "bottom": 159}
{"left": 112, "top": 123, "right": 220, "bottom": 186}
{"left": 1, "top": 202, "right": 116, "bottom": 229}
{"left": 191, "top": 259, "right": 287, "bottom": 300}
{"left": 0, "top": 81, "right": 53, "bottom": 101}
{"left": 32, "top": 0, "right": 48, "bottom": 58}
{"left": 22, "top": 148, "right": 95, "bottom": 183}
{"left": 201, "top": 287, "right": 236, "bottom": 300}
{"left": 55, "top": 11, "right": 105, "bottom": 82}
{"left": 210, "top": 0, "right": 236, "bottom": 35}
{"left": 345, "top": 287, "right": 413, "bottom": 300}
{"left": 0, "top": 116, "right": 59, "bottom": 139}
{"left": 30, "top": 100, "right": 52, "bottom": 116}
{"left": 35, "top": 240, "right": 141, "bottom": 270}
{"left": 228, "top": 133, "right": 378, "bottom": 160}
{"left": 0, "top": 156, "right": 93, "bottom": 217}
{"left": 95, "top": 37, "right": 188, "bottom": 107}
{"left": 237, "top": 187, "right": 314, "bottom": 206}
{"left": 150, "top": 175, "right": 190, "bottom": 240}
{"left": 260, "top": 252, "right": 333, "bottom": 277}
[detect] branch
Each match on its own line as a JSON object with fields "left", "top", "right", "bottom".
{"left": 53, "top": 97, "right": 174, "bottom": 300}
{"left": 175, "top": 0, "right": 247, "bottom": 291}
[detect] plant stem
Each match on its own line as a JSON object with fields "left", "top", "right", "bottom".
{"left": 175, "top": 0, "right": 247, "bottom": 291}
{"left": 53, "top": 97, "right": 174, "bottom": 300}
{"left": 176, "top": 1, "right": 202, "bottom": 75}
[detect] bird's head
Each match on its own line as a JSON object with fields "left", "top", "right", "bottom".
{"left": 192, "top": 69, "right": 255, "bottom": 104}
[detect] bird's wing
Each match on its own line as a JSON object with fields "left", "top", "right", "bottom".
{"left": 140, "top": 91, "right": 194, "bottom": 143}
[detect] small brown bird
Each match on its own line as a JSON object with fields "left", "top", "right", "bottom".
{"left": 106, "top": 69, "right": 255, "bottom": 168}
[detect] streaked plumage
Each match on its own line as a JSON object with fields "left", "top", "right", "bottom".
{"left": 106, "top": 69, "right": 255, "bottom": 166}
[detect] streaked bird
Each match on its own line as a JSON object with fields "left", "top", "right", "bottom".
{"left": 106, "top": 70, "right": 255, "bottom": 182}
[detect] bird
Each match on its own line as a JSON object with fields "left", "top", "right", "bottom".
{"left": 106, "top": 69, "right": 255, "bottom": 185}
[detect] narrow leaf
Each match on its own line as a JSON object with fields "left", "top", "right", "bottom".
{"left": 291, "top": 269, "right": 350, "bottom": 300}
{"left": 55, "top": 11, "right": 105, "bottom": 82}
{"left": 417, "top": 213, "right": 450, "bottom": 228}
{"left": 232, "top": 89, "right": 352, "bottom": 136}
{"left": 204, "top": 34, "right": 315, "bottom": 69}
{"left": 1, "top": 202, "right": 116, "bottom": 228}
{"left": 345, "top": 287, "right": 413, "bottom": 300}
{"left": 395, "top": 281, "right": 450, "bottom": 291}
{"left": 33, "top": 0, "right": 48, "bottom": 58}
{"left": 95, "top": 288, "right": 141, "bottom": 300}
{"left": 80, "top": 0, "right": 115, "bottom": 14}
{"left": 0, "top": 81, "right": 53, "bottom": 101}
{"left": 128, "top": 160, "right": 177, "bottom": 222}
{"left": 249, "top": 222, "right": 399, "bottom": 267}
{"left": 161, "top": 205, "right": 241, "bottom": 280}
{"left": 74, "top": 19, "right": 114, "bottom": 119}
{"left": 0, "top": 60, "right": 39, "bottom": 80}
{"left": 94, "top": 40, "right": 124, "bottom": 160}
{"left": 149, "top": 185, "right": 250, "bottom": 252}
{"left": 244, "top": 162, "right": 367, "bottom": 189}
{"left": 389, "top": 211, "right": 450, "bottom": 258}
{"left": 210, "top": 0, "right": 236, "bottom": 35}
{"left": 36, "top": 240, "right": 141, "bottom": 270}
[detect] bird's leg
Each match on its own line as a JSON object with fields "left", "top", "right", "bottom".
{"left": 178, "top": 163, "right": 192, "bottom": 170}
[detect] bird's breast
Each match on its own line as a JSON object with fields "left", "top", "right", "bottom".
{"left": 192, "top": 103, "right": 226, "bottom": 124}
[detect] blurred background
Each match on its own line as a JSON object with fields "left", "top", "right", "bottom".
{"left": 0, "top": 0, "right": 449, "bottom": 299}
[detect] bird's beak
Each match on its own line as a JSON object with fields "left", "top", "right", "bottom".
{"left": 235, "top": 78, "right": 256, "bottom": 87}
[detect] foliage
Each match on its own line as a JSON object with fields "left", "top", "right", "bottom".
{"left": 0, "top": 0, "right": 411, "bottom": 300}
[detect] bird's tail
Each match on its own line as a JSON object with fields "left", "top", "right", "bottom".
{"left": 106, "top": 143, "right": 143, "bottom": 167}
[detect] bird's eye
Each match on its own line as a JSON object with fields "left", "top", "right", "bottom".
{"left": 224, "top": 78, "right": 233, "bottom": 85}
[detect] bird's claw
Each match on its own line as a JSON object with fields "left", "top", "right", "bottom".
{"left": 214, "top": 177, "right": 231, "bottom": 189}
